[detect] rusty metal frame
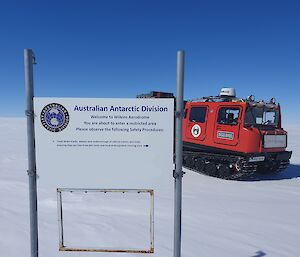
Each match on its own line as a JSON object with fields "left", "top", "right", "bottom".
{"left": 57, "top": 188, "right": 154, "bottom": 254}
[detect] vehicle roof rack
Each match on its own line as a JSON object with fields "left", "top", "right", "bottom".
{"left": 188, "top": 95, "right": 244, "bottom": 103}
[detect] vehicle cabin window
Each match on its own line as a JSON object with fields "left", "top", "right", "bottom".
{"left": 189, "top": 107, "right": 207, "bottom": 123}
{"left": 264, "top": 111, "right": 276, "bottom": 124}
{"left": 218, "top": 108, "right": 240, "bottom": 125}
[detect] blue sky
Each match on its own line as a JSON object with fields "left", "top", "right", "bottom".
{"left": 0, "top": 0, "right": 299, "bottom": 124}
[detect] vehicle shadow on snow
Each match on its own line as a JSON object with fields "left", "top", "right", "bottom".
{"left": 251, "top": 251, "right": 267, "bottom": 257}
{"left": 239, "top": 164, "right": 300, "bottom": 181}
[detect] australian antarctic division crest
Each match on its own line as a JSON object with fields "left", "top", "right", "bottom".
{"left": 191, "top": 124, "right": 201, "bottom": 138}
{"left": 40, "top": 103, "right": 69, "bottom": 132}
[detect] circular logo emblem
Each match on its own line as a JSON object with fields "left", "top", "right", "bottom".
{"left": 191, "top": 124, "right": 201, "bottom": 138}
{"left": 40, "top": 103, "right": 69, "bottom": 132}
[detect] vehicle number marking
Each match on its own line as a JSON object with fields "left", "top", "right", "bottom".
{"left": 217, "top": 131, "right": 234, "bottom": 140}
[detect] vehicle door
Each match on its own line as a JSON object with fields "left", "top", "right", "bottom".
{"left": 186, "top": 106, "right": 208, "bottom": 142}
{"left": 214, "top": 106, "right": 241, "bottom": 146}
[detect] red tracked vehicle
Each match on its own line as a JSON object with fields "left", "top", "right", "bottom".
{"left": 137, "top": 88, "right": 292, "bottom": 179}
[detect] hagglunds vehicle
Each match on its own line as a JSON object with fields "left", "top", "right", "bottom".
{"left": 137, "top": 88, "right": 292, "bottom": 179}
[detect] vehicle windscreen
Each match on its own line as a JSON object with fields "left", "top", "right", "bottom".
{"left": 244, "top": 106, "right": 279, "bottom": 127}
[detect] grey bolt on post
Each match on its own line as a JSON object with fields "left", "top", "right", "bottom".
{"left": 174, "top": 50, "right": 184, "bottom": 257}
{"left": 24, "top": 49, "right": 39, "bottom": 257}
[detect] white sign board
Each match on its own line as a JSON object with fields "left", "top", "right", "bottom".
{"left": 34, "top": 98, "right": 174, "bottom": 256}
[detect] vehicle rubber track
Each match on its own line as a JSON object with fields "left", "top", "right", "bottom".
{"left": 183, "top": 151, "right": 257, "bottom": 180}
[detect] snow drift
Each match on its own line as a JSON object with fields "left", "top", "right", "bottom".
{"left": 0, "top": 118, "right": 300, "bottom": 257}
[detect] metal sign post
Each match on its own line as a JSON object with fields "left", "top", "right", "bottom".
{"left": 24, "top": 48, "right": 182, "bottom": 257}
{"left": 174, "top": 50, "right": 185, "bottom": 257}
{"left": 24, "top": 49, "right": 39, "bottom": 257}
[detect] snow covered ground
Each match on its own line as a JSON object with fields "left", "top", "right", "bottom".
{"left": 1, "top": 118, "right": 300, "bottom": 257}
